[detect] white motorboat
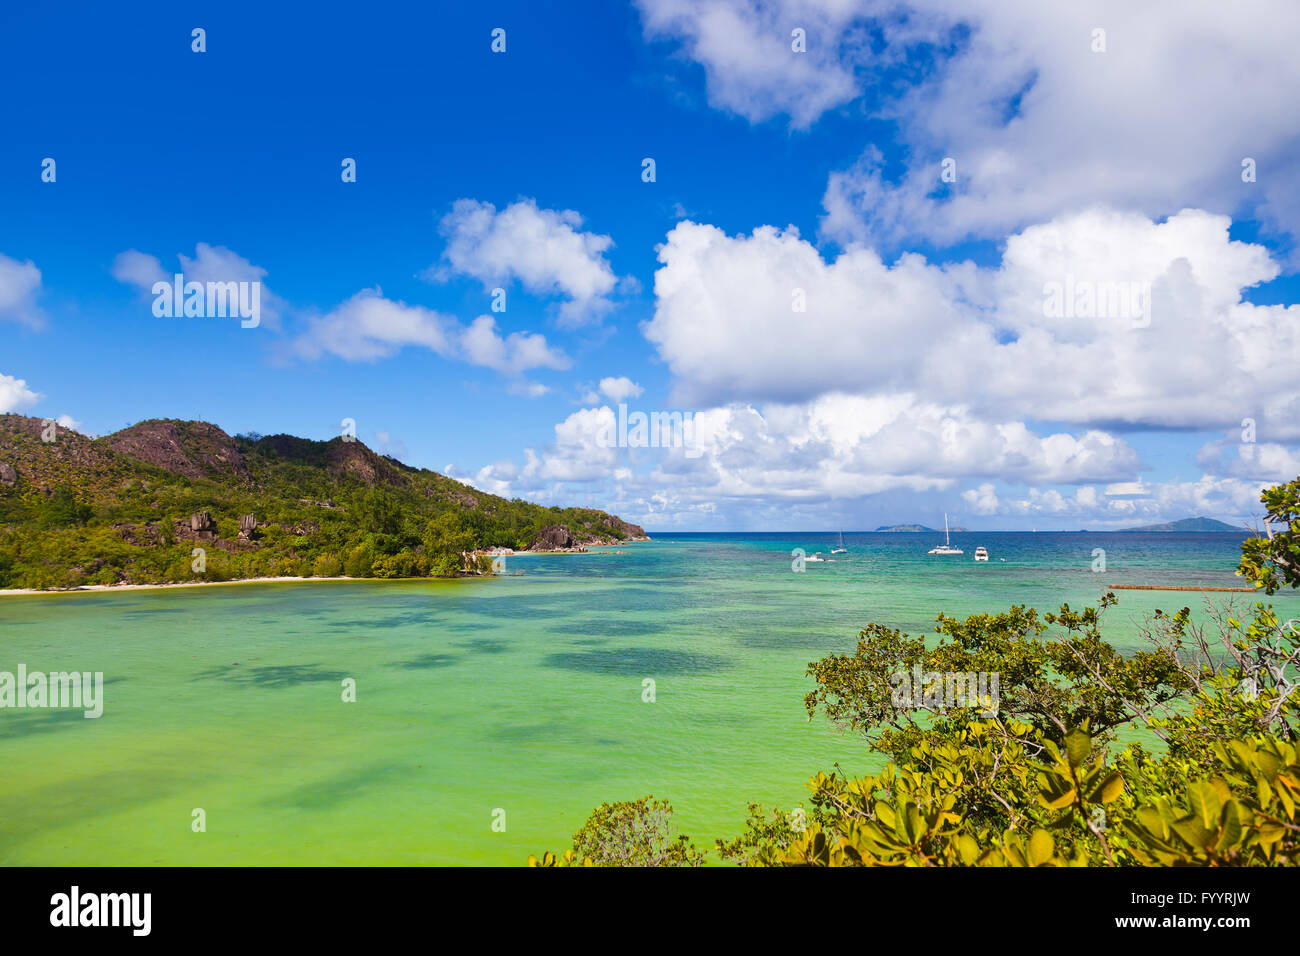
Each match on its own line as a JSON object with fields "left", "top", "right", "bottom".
{"left": 974, "top": 546, "right": 989, "bottom": 562}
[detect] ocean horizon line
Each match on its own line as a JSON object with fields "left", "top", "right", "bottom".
{"left": 643, "top": 529, "right": 1257, "bottom": 535}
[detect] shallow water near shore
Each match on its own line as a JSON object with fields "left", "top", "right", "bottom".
{"left": 1, "top": 531, "right": 1295, "bottom": 865}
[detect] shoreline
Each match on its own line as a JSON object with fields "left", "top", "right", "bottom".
{"left": 0, "top": 575, "right": 386, "bottom": 597}
{"left": 0, "top": 540, "right": 650, "bottom": 596}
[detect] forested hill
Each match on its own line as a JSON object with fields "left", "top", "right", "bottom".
{"left": 0, "top": 415, "right": 646, "bottom": 590}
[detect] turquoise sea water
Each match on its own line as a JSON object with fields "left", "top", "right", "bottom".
{"left": 1, "top": 531, "right": 1295, "bottom": 865}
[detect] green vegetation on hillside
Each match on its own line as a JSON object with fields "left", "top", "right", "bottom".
{"left": 532, "top": 480, "right": 1300, "bottom": 867}
{"left": 0, "top": 415, "right": 644, "bottom": 590}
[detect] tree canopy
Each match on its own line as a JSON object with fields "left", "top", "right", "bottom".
{"left": 533, "top": 479, "right": 1300, "bottom": 867}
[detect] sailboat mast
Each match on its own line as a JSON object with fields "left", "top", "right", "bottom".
{"left": 944, "top": 513, "right": 950, "bottom": 546}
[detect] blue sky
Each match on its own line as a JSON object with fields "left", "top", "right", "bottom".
{"left": 2, "top": 1, "right": 1298, "bottom": 531}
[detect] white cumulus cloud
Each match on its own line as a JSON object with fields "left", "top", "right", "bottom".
{"left": 598, "top": 376, "right": 645, "bottom": 403}
{"left": 290, "top": 290, "right": 570, "bottom": 378}
{"left": 0, "top": 373, "right": 41, "bottom": 413}
{"left": 432, "top": 198, "right": 620, "bottom": 326}
{"left": 0, "top": 253, "right": 45, "bottom": 328}
{"left": 645, "top": 209, "right": 1300, "bottom": 439}
{"left": 112, "top": 243, "right": 287, "bottom": 330}
{"left": 637, "top": 0, "right": 1300, "bottom": 247}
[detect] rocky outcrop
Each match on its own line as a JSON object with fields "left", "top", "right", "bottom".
{"left": 113, "top": 522, "right": 165, "bottom": 546}
{"left": 607, "top": 517, "right": 650, "bottom": 542}
{"left": 528, "top": 525, "right": 588, "bottom": 552}
{"left": 105, "top": 420, "right": 248, "bottom": 482}
{"left": 185, "top": 511, "right": 218, "bottom": 542}
{"left": 299, "top": 497, "right": 341, "bottom": 510}
{"left": 0, "top": 462, "right": 15, "bottom": 488}
{"left": 326, "top": 440, "right": 407, "bottom": 487}
{"left": 238, "top": 514, "right": 257, "bottom": 540}
{"left": 527, "top": 519, "right": 651, "bottom": 551}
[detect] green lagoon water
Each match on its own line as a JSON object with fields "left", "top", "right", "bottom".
{"left": 2, "top": 531, "right": 1296, "bottom": 865}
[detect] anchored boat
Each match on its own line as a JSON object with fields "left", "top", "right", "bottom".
{"left": 927, "top": 514, "right": 964, "bottom": 555}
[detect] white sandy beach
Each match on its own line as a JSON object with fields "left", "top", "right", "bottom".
{"left": 0, "top": 575, "right": 366, "bottom": 597}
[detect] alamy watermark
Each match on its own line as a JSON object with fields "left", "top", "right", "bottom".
{"left": 1240, "top": 416, "right": 1256, "bottom": 461}
{"left": 50, "top": 886, "right": 150, "bottom": 936}
{"left": 596, "top": 403, "right": 702, "bottom": 458}
{"left": 0, "top": 665, "right": 103, "bottom": 718}
{"left": 890, "top": 665, "right": 1000, "bottom": 717}
{"left": 151, "top": 273, "right": 261, "bottom": 328}
{"left": 1043, "top": 274, "right": 1151, "bottom": 328}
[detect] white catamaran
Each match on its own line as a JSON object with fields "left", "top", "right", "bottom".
{"left": 831, "top": 532, "right": 847, "bottom": 555}
{"left": 927, "top": 514, "right": 964, "bottom": 555}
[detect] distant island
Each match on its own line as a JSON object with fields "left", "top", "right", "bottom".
{"left": 875, "top": 523, "right": 970, "bottom": 532}
{"left": 0, "top": 415, "right": 647, "bottom": 591}
{"left": 1115, "top": 516, "right": 1246, "bottom": 533}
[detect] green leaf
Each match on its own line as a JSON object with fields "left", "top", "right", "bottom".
{"left": 956, "top": 834, "right": 981, "bottom": 866}
{"left": 1065, "top": 729, "right": 1092, "bottom": 769}
{"left": 1187, "top": 781, "right": 1221, "bottom": 830}
{"left": 1215, "top": 802, "right": 1244, "bottom": 854}
{"left": 901, "top": 803, "right": 922, "bottom": 844}
{"left": 1171, "top": 817, "right": 1209, "bottom": 851}
{"left": 1028, "top": 829, "right": 1055, "bottom": 867}
{"left": 1087, "top": 770, "right": 1125, "bottom": 805}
